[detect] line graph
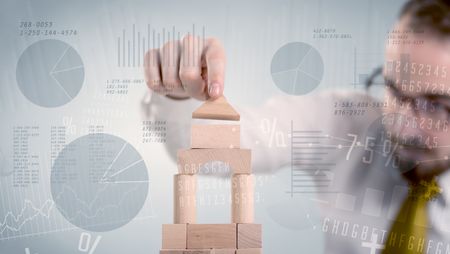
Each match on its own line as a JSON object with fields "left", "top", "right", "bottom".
{"left": 54, "top": 184, "right": 142, "bottom": 222}
{"left": 0, "top": 181, "right": 154, "bottom": 240}
{"left": 0, "top": 200, "right": 54, "bottom": 234}
{"left": 0, "top": 133, "right": 155, "bottom": 240}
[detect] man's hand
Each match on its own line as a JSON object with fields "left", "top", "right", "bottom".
{"left": 144, "top": 36, "right": 226, "bottom": 100}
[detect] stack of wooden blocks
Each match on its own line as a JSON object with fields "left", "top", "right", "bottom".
{"left": 160, "top": 96, "right": 262, "bottom": 254}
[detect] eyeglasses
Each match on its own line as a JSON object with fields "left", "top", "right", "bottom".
{"left": 366, "top": 66, "right": 450, "bottom": 124}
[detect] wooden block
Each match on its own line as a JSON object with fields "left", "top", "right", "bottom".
{"left": 162, "top": 224, "right": 187, "bottom": 249}
{"left": 161, "top": 249, "right": 237, "bottom": 254}
{"left": 191, "top": 124, "right": 240, "bottom": 149}
{"left": 161, "top": 249, "right": 236, "bottom": 254}
{"left": 235, "top": 249, "right": 262, "bottom": 254}
{"left": 174, "top": 174, "right": 197, "bottom": 224}
{"left": 187, "top": 224, "right": 237, "bottom": 249}
{"left": 177, "top": 149, "right": 251, "bottom": 174}
{"left": 212, "top": 249, "right": 236, "bottom": 254}
{"left": 232, "top": 174, "right": 254, "bottom": 223}
{"left": 160, "top": 250, "right": 213, "bottom": 254}
{"left": 192, "top": 96, "right": 240, "bottom": 121}
{"left": 237, "top": 224, "right": 261, "bottom": 249}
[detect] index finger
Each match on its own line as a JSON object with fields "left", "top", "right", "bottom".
{"left": 204, "top": 38, "right": 226, "bottom": 99}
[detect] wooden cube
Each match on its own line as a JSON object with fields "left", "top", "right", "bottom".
{"left": 187, "top": 224, "right": 237, "bottom": 249}
{"left": 192, "top": 96, "right": 240, "bottom": 121}
{"left": 191, "top": 124, "right": 240, "bottom": 149}
{"left": 235, "top": 249, "right": 262, "bottom": 254}
{"left": 232, "top": 175, "right": 254, "bottom": 224}
{"left": 237, "top": 224, "right": 261, "bottom": 249}
{"left": 174, "top": 174, "right": 197, "bottom": 224}
{"left": 160, "top": 250, "right": 213, "bottom": 254}
{"left": 177, "top": 149, "right": 251, "bottom": 174}
{"left": 162, "top": 224, "right": 187, "bottom": 249}
{"left": 212, "top": 250, "right": 236, "bottom": 254}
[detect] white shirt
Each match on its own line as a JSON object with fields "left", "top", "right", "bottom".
{"left": 148, "top": 90, "right": 450, "bottom": 254}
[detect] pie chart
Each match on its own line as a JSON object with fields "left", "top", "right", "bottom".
{"left": 271, "top": 42, "right": 324, "bottom": 95}
{"left": 16, "top": 39, "right": 84, "bottom": 108}
{"left": 51, "top": 133, "right": 149, "bottom": 232}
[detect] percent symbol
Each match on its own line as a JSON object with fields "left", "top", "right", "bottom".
{"left": 260, "top": 118, "right": 286, "bottom": 148}
{"left": 78, "top": 232, "right": 102, "bottom": 254}
{"left": 384, "top": 142, "right": 399, "bottom": 168}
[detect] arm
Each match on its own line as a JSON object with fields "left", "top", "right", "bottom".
{"left": 143, "top": 36, "right": 380, "bottom": 174}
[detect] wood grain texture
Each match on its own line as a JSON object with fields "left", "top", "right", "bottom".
{"left": 192, "top": 96, "right": 240, "bottom": 121}
{"left": 160, "top": 250, "right": 213, "bottom": 254}
{"left": 191, "top": 124, "right": 240, "bottom": 149}
{"left": 235, "top": 249, "right": 262, "bottom": 254}
{"left": 177, "top": 149, "right": 251, "bottom": 174}
{"left": 237, "top": 224, "right": 261, "bottom": 249}
{"left": 187, "top": 224, "right": 237, "bottom": 249}
{"left": 211, "top": 249, "right": 237, "bottom": 254}
{"left": 174, "top": 174, "right": 197, "bottom": 224}
{"left": 162, "top": 224, "right": 187, "bottom": 249}
{"left": 232, "top": 174, "right": 254, "bottom": 223}
{"left": 160, "top": 250, "right": 237, "bottom": 254}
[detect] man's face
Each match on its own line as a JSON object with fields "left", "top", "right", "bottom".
{"left": 383, "top": 15, "right": 450, "bottom": 179}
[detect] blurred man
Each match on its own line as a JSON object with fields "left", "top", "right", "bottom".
{"left": 145, "top": 0, "right": 450, "bottom": 253}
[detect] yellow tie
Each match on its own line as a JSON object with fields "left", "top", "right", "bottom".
{"left": 383, "top": 178, "right": 442, "bottom": 254}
